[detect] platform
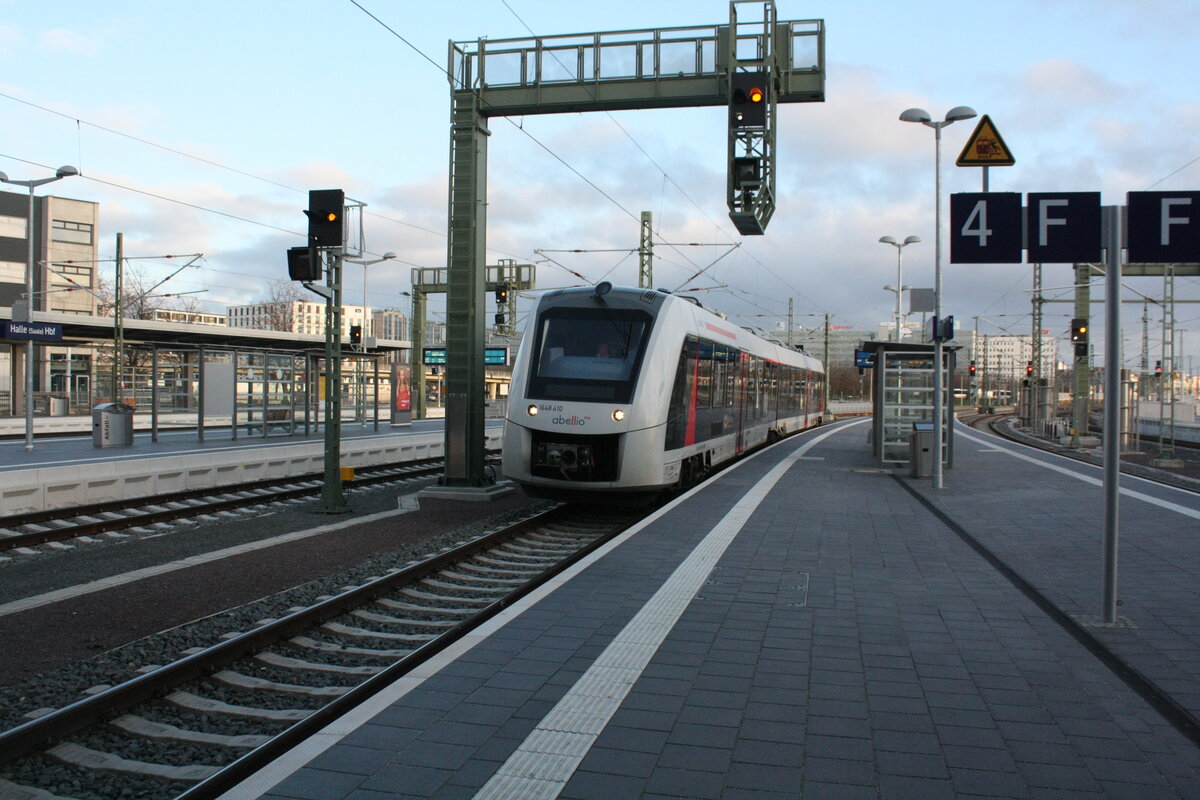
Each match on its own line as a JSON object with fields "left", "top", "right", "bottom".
{"left": 221, "top": 418, "right": 1200, "bottom": 799}
{"left": 0, "top": 415, "right": 498, "bottom": 515}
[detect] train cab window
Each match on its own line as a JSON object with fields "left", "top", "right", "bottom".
{"left": 528, "top": 308, "right": 653, "bottom": 403}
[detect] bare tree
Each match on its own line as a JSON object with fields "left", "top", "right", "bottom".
{"left": 173, "top": 293, "right": 204, "bottom": 314}
{"left": 95, "top": 264, "right": 169, "bottom": 320}
{"left": 251, "top": 280, "right": 302, "bottom": 331}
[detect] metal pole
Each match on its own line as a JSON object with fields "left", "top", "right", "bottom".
{"left": 151, "top": 345, "right": 159, "bottom": 442}
{"left": 1, "top": 167, "right": 74, "bottom": 450}
{"left": 23, "top": 184, "right": 36, "bottom": 452}
{"left": 318, "top": 249, "right": 347, "bottom": 512}
{"left": 1072, "top": 263, "right": 1091, "bottom": 445}
{"left": 932, "top": 123, "right": 945, "bottom": 489}
{"left": 197, "top": 347, "right": 205, "bottom": 442}
{"left": 1101, "top": 205, "right": 1121, "bottom": 624}
{"left": 114, "top": 233, "right": 124, "bottom": 408}
{"left": 412, "top": 290, "right": 427, "bottom": 420}
{"left": 230, "top": 350, "right": 239, "bottom": 442}
{"left": 823, "top": 312, "right": 830, "bottom": 411}
{"left": 895, "top": 247, "right": 904, "bottom": 342}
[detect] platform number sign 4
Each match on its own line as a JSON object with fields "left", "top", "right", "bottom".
{"left": 950, "top": 192, "right": 1022, "bottom": 263}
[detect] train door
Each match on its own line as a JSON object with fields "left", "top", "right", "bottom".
{"left": 735, "top": 352, "right": 749, "bottom": 453}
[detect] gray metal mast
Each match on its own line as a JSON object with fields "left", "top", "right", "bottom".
{"left": 639, "top": 212, "right": 653, "bottom": 290}
{"left": 1158, "top": 266, "right": 1177, "bottom": 461}
{"left": 1031, "top": 262, "right": 1043, "bottom": 430}
{"left": 442, "top": 92, "right": 490, "bottom": 487}
{"left": 1071, "top": 263, "right": 1091, "bottom": 444}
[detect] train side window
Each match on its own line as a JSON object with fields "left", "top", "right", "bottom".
{"left": 710, "top": 345, "right": 720, "bottom": 407}
{"left": 696, "top": 340, "right": 713, "bottom": 408}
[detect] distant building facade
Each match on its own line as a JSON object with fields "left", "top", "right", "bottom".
{"left": 970, "top": 333, "right": 1058, "bottom": 382}
{"left": 0, "top": 189, "right": 99, "bottom": 315}
{"left": 372, "top": 308, "right": 408, "bottom": 341}
{"left": 792, "top": 325, "right": 877, "bottom": 370}
{"left": 152, "top": 308, "right": 227, "bottom": 326}
{"left": 227, "top": 300, "right": 367, "bottom": 337}
{"left": 1, "top": 189, "right": 100, "bottom": 412}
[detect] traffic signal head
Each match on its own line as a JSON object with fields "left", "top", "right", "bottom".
{"left": 349, "top": 324, "right": 362, "bottom": 345}
{"left": 287, "top": 246, "right": 321, "bottom": 282}
{"left": 495, "top": 284, "right": 509, "bottom": 304}
{"left": 305, "top": 189, "right": 345, "bottom": 248}
{"left": 494, "top": 312, "right": 505, "bottom": 327}
{"left": 729, "top": 71, "right": 768, "bottom": 128}
{"left": 1155, "top": 360, "right": 1162, "bottom": 375}
{"left": 1026, "top": 361, "right": 1034, "bottom": 376}
{"left": 732, "top": 157, "right": 761, "bottom": 189}
{"left": 968, "top": 360, "right": 977, "bottom": 376}
{"left": 1070, "top": 318, "right": 1089, "bottom": 343}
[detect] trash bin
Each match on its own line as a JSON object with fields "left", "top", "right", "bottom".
{"left": 49, "top": 397, "right": 68, "bottom": 416}
{"left": 910, "top": 422, "right": 935, "bottom": 477}
{"left": 92, "top": 402, "right": 134, "bottom": 448}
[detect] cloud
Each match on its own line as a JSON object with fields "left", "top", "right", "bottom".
{"left": 0, "top": 23, "right": 22, "bottom": 53}
{"left": 40, "top": 28, "right": 97, "bottom": 55}
{"left": 1016, "top": 59, "right": 1128, "bottom": 122}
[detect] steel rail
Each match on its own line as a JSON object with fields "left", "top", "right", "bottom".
{"left": 0, "top": 503, "right": 582, "bottom": 768}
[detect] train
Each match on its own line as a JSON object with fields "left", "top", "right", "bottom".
{"left": 501, "top": 283, "right": 826, "bottom": 502}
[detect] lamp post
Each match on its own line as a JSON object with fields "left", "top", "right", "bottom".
{"left": 0, "top": 165, "right": 79, "bottom": 453}
{"left": 900, "top": 106, "right": 976, "bottom": 489}
{"left": 882, "top": 284, "right": 912, "bottom": 341}
{"left": 879, "top": 235, "right": 920, "bottom": 341}
{"left": 344, "top": 251, "right": 396, "bottom": 424}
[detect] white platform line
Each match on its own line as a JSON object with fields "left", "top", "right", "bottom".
{"left": 473, "top": 422, "right": 855, "bottom": 800}
{"left": 958, "top": 430, "right": 1200, "bottom": 521}
{"left": 217, "top": 420, "right": 864, "bottom": 800}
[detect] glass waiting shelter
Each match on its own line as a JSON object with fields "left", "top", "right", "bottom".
{"left": 859, "top": 341, "right": 957, "bottom": 470}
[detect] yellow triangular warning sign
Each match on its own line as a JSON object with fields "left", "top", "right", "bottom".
{"left": 957, "top": 115, "right": 1015, "bottom": 166}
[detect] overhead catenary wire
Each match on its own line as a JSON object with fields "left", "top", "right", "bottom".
{"left": 4, "top": 6, "right": 844, "bottom": 324}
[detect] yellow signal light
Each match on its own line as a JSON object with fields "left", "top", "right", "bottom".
{"left": 326, "top": 212, "right": 338, "bottom": 222}
{"left": 748, "top": 87, "right": 764, "bottom": 103}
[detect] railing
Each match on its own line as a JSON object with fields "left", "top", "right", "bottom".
{"left": 448, "top": 19, "right": 823, "bottom": 112}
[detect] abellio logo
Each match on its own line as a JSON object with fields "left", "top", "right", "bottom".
{"left": 552, "top": 415, "right": 589, "bottom": 426}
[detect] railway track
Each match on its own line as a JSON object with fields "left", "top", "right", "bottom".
{"left": 0, "top": 453, "right": 500, "bottom": 553}
{"left": 963, "top": 411, "right": 1200, "bottom": 492}
{"left": 0, "top": 503, "right": 641, "bottom": 800}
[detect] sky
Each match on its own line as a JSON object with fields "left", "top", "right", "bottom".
{"left": 2, "top": 0, "right": 1198, "bottom": 369}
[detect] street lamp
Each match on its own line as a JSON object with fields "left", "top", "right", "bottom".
{"left": 343, "top": 252, "right": 396, "bottom": 425}
{"left": 879, "top": 235, "right": 920, "bottom": 342}
{"left": 0, "top": 165, "right": 79, "bottom": 453}
{"left": 900, "top": 105, "right": 976, "bottom": 489}
{"left": 345, "top": 251, "right": 397, "bottom": 340}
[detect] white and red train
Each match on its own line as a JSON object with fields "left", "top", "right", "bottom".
{"left": 501, "top": 283, "right": 826, "bottom": 502}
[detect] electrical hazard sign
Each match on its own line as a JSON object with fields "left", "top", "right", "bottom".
{"left": 956, "top": 115, "right": 1015, "bottom": 167}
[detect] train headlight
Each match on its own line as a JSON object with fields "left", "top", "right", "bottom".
{"left": 612, "top": 409, "right": 626, "bottom": 422}
{"left": 527, "top": 404, "right": 538, "bottom": 416}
